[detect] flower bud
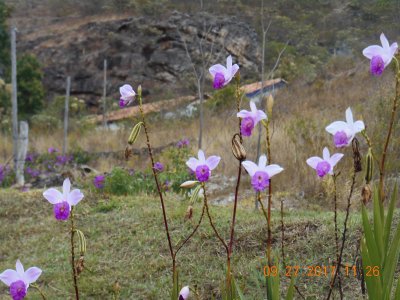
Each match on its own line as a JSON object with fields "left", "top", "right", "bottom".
{"left": 267, "top": 94, "right": 274, "bottom": 116}
{"left": 362, "top": 184, "right": 372, "bottom": 205}
{"left": 128, "top": 122, "right": 143, "bottom": 145}
{"left": 180, "top": 180, "right": 199, "bottom": 189}
{"left": 185, "top": 206, "right": 193, "bottom": 221}
{"left": 365, "top": 148, "right": 373, "bottom": 183}
{"left": 125, "top": 145, "right": 133, "bottom": 160}
{"left": 231, "top": 134, "right": 246, "bottom": 161}
{"left": 76, "top": 229, "right": 87, "bottom": 256}
{"left": 75, "top": 256, "right": 85, "bottom": 275}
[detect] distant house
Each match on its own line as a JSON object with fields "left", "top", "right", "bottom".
{"left": 241, "top": 78, "right": 287, "bottom": 103}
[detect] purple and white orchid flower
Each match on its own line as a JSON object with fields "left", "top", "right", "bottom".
{"left": 178, "top": 286, "right": 190, "bottom": 300}
{"left": 237, "top": 101, "right": 267, "bottom": 136}
{"left": 43, "top": 178, "right": 84, "bottom": 221}
{"left": 306, "top": 147, "right": 344, "bottom": 178}
{"left": 119, "top": 84, "right": 136, "bottom": 107}
{"left": 0, "top": 260, "right": 42, "bottom": 300}
{"left": 186, "top": 150, "right": 221, "bottom": 182}
{"left": 325, "top": 107, "right": 365, "bottom": 148}
{"left": 242, "top": 155, "right": 283, "bottom": 192}
{"left": 362, "top": 33, "right": 398, "bottom": 76}
{"left": 209, "top": 55, "right": 239, "bottom": 89}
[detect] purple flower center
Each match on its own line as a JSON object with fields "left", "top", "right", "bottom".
{"left": 213, "top": 72, "right": 225, "bottom": 89}
{"left": 240, "top": 117, "right": 255, "bottom": 137}
{"left": 370, "top": 55, "right": 385, "bottom": 76}
{"left": 316, "top": 161, "right": 331, "bottom": 178}
{"left": 10, "top": 280, "right": 26, "bottom": 300}
{"left": 333, "top": 131, "right": 349, "bottom": 148}
{"left": 251, "top": 171, "right": 270, "bottom": 192}
{"left": 195, "top": 165, "right": 210, "bottom": 182}
{"left": 119, "top": 99, "right": 127, "bottom": 108}
{"left": 154, "top": 162, "right": 164, "bottom": 173}
{"left": 54, "top": 201, "right": 70, "bottom": 221}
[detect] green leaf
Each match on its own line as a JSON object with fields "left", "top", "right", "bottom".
{"left": 382, "top": 218, "right": 400, "bottom": 299}
{"left": 362, "top": 204, "right": 381, "bottom": 267}
{"left": 394, "top": 278, "right": 400, "bottom": 300}
{"left": 384, "top": 184, "right": 397, "bottom": 252}
{"left": 285, "top": 276, "right": 295, "bottom": 300}
{"left": 372, "top": 189, "right": 384, "bottom": 259}
{"left": 361, "top": 238, "right": 382, "bottom": 299}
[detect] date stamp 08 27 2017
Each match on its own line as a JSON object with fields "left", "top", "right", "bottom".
{"left": 263, "top": 265, "right": 381, "bottom": 278}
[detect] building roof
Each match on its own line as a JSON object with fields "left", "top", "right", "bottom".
{"left": 88, "top": 95, "right": 195, "bottom": 123}
{"left": 241, "top": 78, "right": 287, "bottom": 98}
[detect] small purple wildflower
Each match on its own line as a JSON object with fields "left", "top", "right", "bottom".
{"left": 48, "top": 147, "right": 58, "bottom": 154}
{"left": 153, "top": 162, "right": 164, "bottom": 173}
{"left": 26, "top": 167, "right": 40, "bottom": 178}
{"left": 237, "top": 101, "right": 267, "bottom": 137}
{"left": 43, "top": 178, "right": 84, "bottom": 221}
{"left": 56, "top": 155, "right": 71, "bottom": 165}
{"left": 242, "top": 155, "right": 284, "bottom": 192}
{"left": 93, "top": 175, "right": 106, "bottom": 189}
{"left": 186, "top": 150, "right": 221, "bottom": 182}
{"left": 163, "top": 180, "right": 170, "bottom": 192}
{"left": 363, "top": 33, "right": 398, "bottom": 76}
{"left": 0, "top": 259, "right": 42, "bottom": 300}
{"left": 177, "top": 138, "right": 190, "bottom": 148}
{"left": 119, "top": 84, "right": 136, "bottom": 107}
{"left": 306, "top": 147, "right": 344, "bottom": 178}
{"left": 25, "top": 153, "right": 35, "bottom": 163}
{"left": 209, "top": 55, "right": 239, "bottom": 89}
{"left": 326, "top": 108, "right": 365, "bottom": 148}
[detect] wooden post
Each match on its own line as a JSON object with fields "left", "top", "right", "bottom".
{"left": 63, "top": 76, "right": 71, "bottom": 156}
{"left": 11, "top": 27, "right": 18, "bottom": 173}
{"left": 16, "top": 121, "right": 28, "bottom": 186}
{"left": 102, "top": 59, "right": 107, "bottom": 128}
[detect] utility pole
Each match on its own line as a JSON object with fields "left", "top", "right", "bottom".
{"left": 63, "top": 76, "right": 71, "bottom": 156}
{"left": 102, "top": 59, "right": 107, "bottom": 128}
{"left": 11, "top": 27, "right": 18, "bottom": 173}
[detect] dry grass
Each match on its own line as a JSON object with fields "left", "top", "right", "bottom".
{"left": 1, "top": 63, "right": 398, "bottom": 208}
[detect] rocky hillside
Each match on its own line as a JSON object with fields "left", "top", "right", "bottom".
{"left": 8, "top": 0, "right": 400, "bottom": 108}
{"left": 15, "top": 11, "right": 261, "bottom": 106}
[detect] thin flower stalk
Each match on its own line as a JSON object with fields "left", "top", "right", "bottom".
{"left": 137, "top": 88, "right": 176, "bottom": 274}
{"left": 174, "top": 202, "right": 206, "bottom": 257}
{"left": 227, "top": 74, "right": 243, "bottom": 284}
{"left": 265, "top": 119, "right": 273, "bottom": 266}
{"left": 326, "top": 140, "right": 359, "bottom": 300}
{"left": 379, "top": 56, "right": 400, "bottom": 201}
{"left": 31, "top": 283, "right": 47, "bottom": 300}
{"left": 70, "top": 207, "right": 79, "bottom": 300}
{"left": 332, "top": 174, "right": 343, "bottom": 299}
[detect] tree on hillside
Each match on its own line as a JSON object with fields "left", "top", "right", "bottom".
{"left": 16, "top": 54, "right": 44, "bottom": 118}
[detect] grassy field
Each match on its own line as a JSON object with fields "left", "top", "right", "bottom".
{"left": 0, "top": 186, "right": 395, "bottom": 299}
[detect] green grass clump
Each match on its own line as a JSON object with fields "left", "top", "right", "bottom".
{"left": 0, "top": 188, "right": 398, "bottom": 299}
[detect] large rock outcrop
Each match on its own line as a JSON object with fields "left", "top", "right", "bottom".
{"left": 17, "top": 11, "right": 261, "bottom": 107}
